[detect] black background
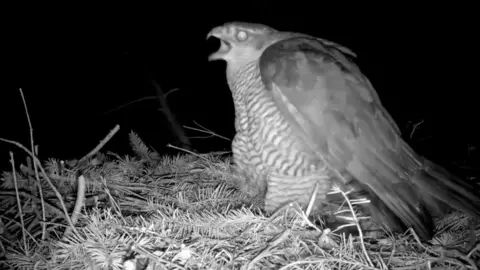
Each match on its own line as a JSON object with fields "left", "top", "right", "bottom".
{"left": 2, "top": 3, "right": 478, "bottom": 172}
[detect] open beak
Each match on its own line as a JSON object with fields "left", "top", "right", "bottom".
{"left": 207, "top": 28, "right": 232, "bottom": 61}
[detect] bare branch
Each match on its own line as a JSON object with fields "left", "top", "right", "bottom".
{"left": 184, "top": 121, "right": 231, "bottom": 141}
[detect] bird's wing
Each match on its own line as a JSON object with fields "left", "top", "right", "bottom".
{"left": 259, "top": 36, "right": 434, "bottom": 236}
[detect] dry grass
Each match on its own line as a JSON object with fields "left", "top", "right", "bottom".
{"left": 0, "top": 131, "right": 478, "bottom": 269}
{"left": 0, "top": 89, "right": 479, "bottom": 269}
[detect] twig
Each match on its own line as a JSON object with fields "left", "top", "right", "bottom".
{"left": 281, "top": 259, "right": 378, "bottom": 270}
{"left": 408, "top": 228, "right": 428, "bottom": 250}
{"left": 337, "top": 186, "right": 374, "bottom": 267}
{"left": 0, "top": 191, "right": 65, "bottom": 217}
{"left": 0, "top": 216, "right": 39, "bottom": 247}
{"left": 467, "top": 243, "right": 480, "bottom": 258}
{"left": 61, "top": 175, "right": 86, "bottom": 241}
{"left": 10, "top": 152, "right": 28, "bottom": 256}
{"left": 409, "top": 120, "right": 424, "bottom": 139}
{"left": 184, "top": 121, "right": 231, "bottom": 141}
{"left": 431, "top": 244, "right": 480, "bottom": 270}
{"left": 295, "top": 207, "right": 320, "bottom": 231}
{"left": 78, "top": 124, "right": 120, "bottom": 164}
{"left": 100, "top": 176, "right": 122, "bottom": 215}
{"left": 151, "top": 80, "right": 191, "bottom": 150}
{"left": 19, "top": 88, "right": 47, "bottom": 240}
{"left": 103, "top": 89, "right": 179, "bottom": 115}
{"left": 305, "top": 182, "right": 320, "bottom": 217}
{"left": 0, "top": 138, "right": 80, "bottom": 238}
{"left": 103, "top": 96, "right": 157, "bottom": 115}
{"left": 167, "top": 144, "right": 207, "bottom": 161}
{"left": 247, "top": 229, "right": 290, "bottom": 270}
{"left": 164, "top": 88, "right": 180, "bottom": 99}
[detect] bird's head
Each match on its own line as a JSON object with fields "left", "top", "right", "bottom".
{"left": 207, "top": 22, "right": 281, "bottom": 68}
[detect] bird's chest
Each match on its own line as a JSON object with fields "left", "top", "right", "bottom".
{"left": 231, "top": 89, "right": 318, "bottom": 178}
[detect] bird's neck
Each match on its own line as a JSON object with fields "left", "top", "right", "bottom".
{"left": 227, "top": 61, "right": 263, "bottom": 102}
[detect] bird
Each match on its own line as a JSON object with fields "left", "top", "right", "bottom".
{"left": 206, "top": 21, "right": 480, "bottom": 240}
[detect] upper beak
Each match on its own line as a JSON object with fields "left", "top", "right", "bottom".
{"left": 207, "top": 27, "right": 231, "bottom": 61}
{"left": 206, "top": 26, "right": 224, "bottom": 41}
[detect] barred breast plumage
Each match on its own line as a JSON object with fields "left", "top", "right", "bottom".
{"left": 228, "top": 62, "right": 332, "bottom": 211}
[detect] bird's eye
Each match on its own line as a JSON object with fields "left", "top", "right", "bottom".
{"left": 236, "top": 30, "right": 248, "bottom": 41}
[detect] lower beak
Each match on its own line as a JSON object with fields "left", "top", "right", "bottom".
{"left": 208, "top": 40, "right": 231, "bottom": 61}
{"left": 207, "top": 29, "right": 231, "bottom": 61}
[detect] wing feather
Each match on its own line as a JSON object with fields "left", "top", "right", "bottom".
{"left": 259, "top": 36, "right": 434, "bottom": 237}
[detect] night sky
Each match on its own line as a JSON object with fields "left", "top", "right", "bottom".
{"left": 2, "top": 5, "right": 477, "bottom": 173}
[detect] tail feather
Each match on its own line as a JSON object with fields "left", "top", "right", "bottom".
{"left": 350, "top": 178, "right": 436, "bottom": 240}
{"left": 368, "top": 193, "right": 435, "bottom": 239}
{"left": 364, "top": 158, "right": 480, "bottom": 240}
{"left": 415, "top": 160, "right": 480, "bottom": 218}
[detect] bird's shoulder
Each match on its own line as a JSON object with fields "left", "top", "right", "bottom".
{"left": 259, "top": 34, "right": 400, "bottom": 134}
{"left": 259, "top": 35, "right": 370, "bottom": 113}
{"left": 259, "top": 35, "right": 357, "bottom": 93}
